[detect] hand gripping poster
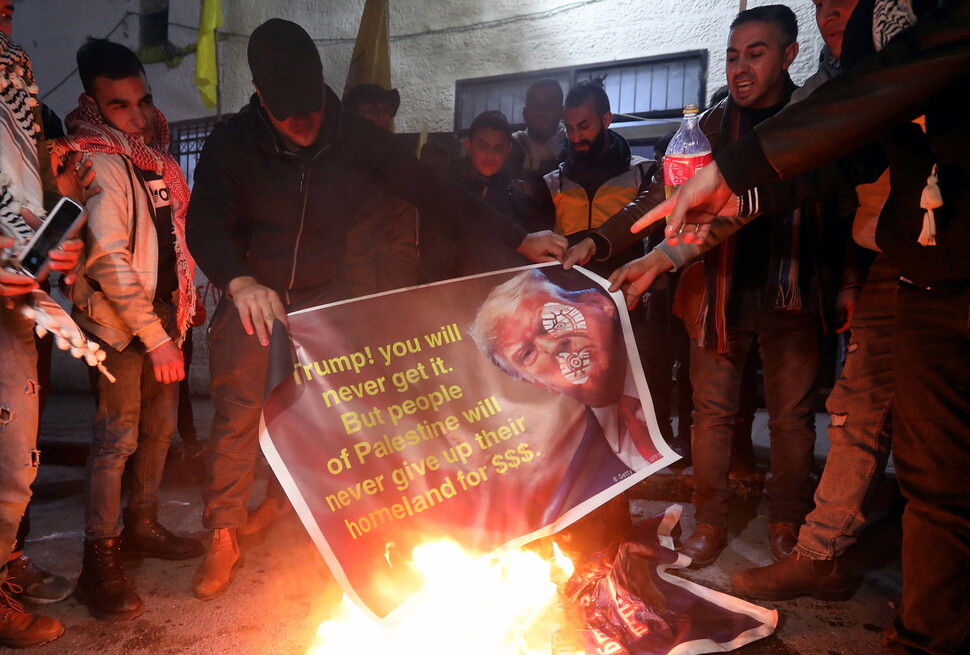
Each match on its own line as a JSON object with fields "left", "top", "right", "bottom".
{"left": 259, "top": 263, "right": 776, "bottom": 653}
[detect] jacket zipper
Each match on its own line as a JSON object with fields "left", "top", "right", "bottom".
{"left": 287, "top": 163, "right": 310, "bottom": 293}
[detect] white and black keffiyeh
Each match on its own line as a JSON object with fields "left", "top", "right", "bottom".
{"left": 873, "top": 0, "right": 918, "bottom": 50}
{"left": 0, "top": 30, "right": 42, "bottom": 258}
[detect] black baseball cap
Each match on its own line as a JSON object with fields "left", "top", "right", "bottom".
{"left": 248, "top": 19, "right": 323, "bottom": 120}
{"left": 344, "top": 84, "right": 401, "bottom": 115}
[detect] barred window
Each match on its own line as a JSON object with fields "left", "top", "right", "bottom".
{"left": 454, "top": 50, "right": 707, "bottom": 134}
{"left": 168, "top": 116, "right": 224, "bottom": 189}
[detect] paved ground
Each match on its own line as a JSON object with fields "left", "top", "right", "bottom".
{"left": 17, "top": 392, "right": 902, "bottom": 654}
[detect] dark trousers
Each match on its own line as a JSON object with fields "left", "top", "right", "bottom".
{"left": 689, "top": 307, "right": 820, "bottom": 528}
{"left": 85, "top": 335, "right": 179, "bottom": 540}
{"left": 202, "top": 297, "right": 270, "bottom": 529}
{"left": 885, "top": 285, "right": 970, "bottom": 655}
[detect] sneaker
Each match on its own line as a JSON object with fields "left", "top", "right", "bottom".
{"left": 5, "top": 555, "right": 74, "bottom": 605}
{"left": 0, "top": 580, "right": 65, "bottom": 647}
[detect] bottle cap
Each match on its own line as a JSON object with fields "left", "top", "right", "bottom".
{"left": 684, "top": 104, "right": 699, "bottom": 115}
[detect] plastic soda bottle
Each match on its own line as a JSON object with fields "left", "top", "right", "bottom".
{"left": 663, "top": 104, "right": 713, "bottom": 198}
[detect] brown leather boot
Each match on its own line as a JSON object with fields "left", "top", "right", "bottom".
{"left": 0, "top": 579, "right": 64, "bottom": 648}
{"left": 731, "top": 551, "right": 854, "bottom": 601}
{"left": 76, "top": 538, "right": 144, "bottom": 621}
{"left": 121, "top": 508, "right": 205, "bottom": 560}
{"left": 769, "top": 522, "right": 800, "bottom": 561}
{"left": 238, "top": 497, "right": 292, "bottom": 537}
{"left": 192, "top": 529, "right": 241, "bottom": 600}
{"left": 680, "top": 524, "right": 728, "bottom": 569}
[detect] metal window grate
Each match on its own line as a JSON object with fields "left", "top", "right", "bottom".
{"left": 168, "top": 116, "right": 224, "bottom": 189}
{"left": 454, "top": 51, "right": 707, "bottom": 133}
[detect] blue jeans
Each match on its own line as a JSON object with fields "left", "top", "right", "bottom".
{"left": 85, "top": 334, "right": 179, "bottom": 540}
{"left": 0, "top": 308, "right": 40, "bottom": 559}
{"left": 884, "top": 284, "right": 970, "bottom": 655}
{"left": 689, "top": 306, "right": 820, "bottom": 528}
{"left": 797, "top": 256, "right": 897, "bottom": 559}
{"left": 202, "top": 296, "right": 269, "bottom": 529}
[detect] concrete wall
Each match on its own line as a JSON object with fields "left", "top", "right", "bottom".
{"left": 17, "top": 0, "right": 823, "bottom": 130}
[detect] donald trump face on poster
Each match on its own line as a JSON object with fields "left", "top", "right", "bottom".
{"left": 470, "top": 266, "right": 663, "bottom": 528}
{"left": 470, "top": 268, "right": 627, "bottom": 408}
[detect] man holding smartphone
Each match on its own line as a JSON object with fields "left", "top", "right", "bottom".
{"left": 50, "top": 39, "right": 203, "bottom": 622}
{"left": 0, "top": 24, "right": 87, "bottom": 647}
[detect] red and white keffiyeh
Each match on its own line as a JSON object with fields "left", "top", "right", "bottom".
{"left": 51, "top": 96, "right": 198, "bottom": 341}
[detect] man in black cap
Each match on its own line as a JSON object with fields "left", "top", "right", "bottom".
{"left": 344, "top": 83, "right": 400, "bottom": 132}
{"left": 185, "top": 18, "right": 566, "bottom": 600}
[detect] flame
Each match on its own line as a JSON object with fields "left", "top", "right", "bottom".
{"left": 309, "top": 540, "right": 577, "bottom": 655}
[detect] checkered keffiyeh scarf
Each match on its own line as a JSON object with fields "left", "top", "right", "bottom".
{"left": 50, "top": 96, "right": 198, "bottom": 341}
{"left": 0, "top": 31, "right": 43, "bottom": 256}
{"left": 873, "top": 0, "right": 917, "bottom": 51}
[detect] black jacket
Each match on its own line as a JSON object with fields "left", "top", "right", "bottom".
{"left": 186, "top": 87, "right": 527, "bottom": 306}
{"left": 452, "top": 163, "right": 553, "bottom": 234}
{"left": 717, "top": 0, "right": 970, "bottom": 288}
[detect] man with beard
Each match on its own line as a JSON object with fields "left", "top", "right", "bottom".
{"left": 541, "top": 80, "right": 656, "bottom": 280}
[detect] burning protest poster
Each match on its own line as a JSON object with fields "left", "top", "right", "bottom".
{"left": 260, "top": 263, "right": 677, "bottom": 619}
{"left": 260, "top": 263, "right": 776, "bottom": 655}
{"left": 307, "top": 504, "right": 777, "bottom": 655}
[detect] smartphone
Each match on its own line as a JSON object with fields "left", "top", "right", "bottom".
{"left": 13, "top": 197, "right": 87, "bottom": 282}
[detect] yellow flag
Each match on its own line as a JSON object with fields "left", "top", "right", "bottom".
{"left": 195, "top": 0, "right": 224, "bottom": 110}
{"left": 345, "top": 0, "right": 391, "bottom": 94}
{"left": 415, "top": 122, "right": 428, "bottom": 158}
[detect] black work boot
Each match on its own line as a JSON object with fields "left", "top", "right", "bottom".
{"left": 76, "top": 538, "right": 144, "bottom": 621}
{"left": 121, "top": 508, "right": 204, "bottom": 560}
{"left": 0, "top": 578, "right": 64, "bottom": 647}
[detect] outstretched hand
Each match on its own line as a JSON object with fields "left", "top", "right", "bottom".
{"left": 631, "top": 163, "right": 735, "bottom": 245}
{"left": 607, "top": 250, "right": 674, "bottom": 310}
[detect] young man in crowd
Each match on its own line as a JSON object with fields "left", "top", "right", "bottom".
{"left": 589, "top": 6, "right": 857, "bottom": 568}
{"left": 730, "top": 0, "right": 888, "bottom": 602}
{"left": 186, "top": 18, "right": 565, "bottom": 601}
{"left": 669, "top": 7, "right": 827, "bottom": 568}
{"left": 436, "top": 109, "right": 554, "bottom": 280}
{"left": 543, "top": 80, "right": 657, "bottom": 280}
{"left": 343, "top": 83, "right": 400, "bottom": 132}
{"left": 53, "top": 39, "right": 203, "bottom": 622}
{"left": 456, "top": 110, "right": 552, "bottom": 234}
{"left": 508, "top": 77, "right": 566, "bottom": 187}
